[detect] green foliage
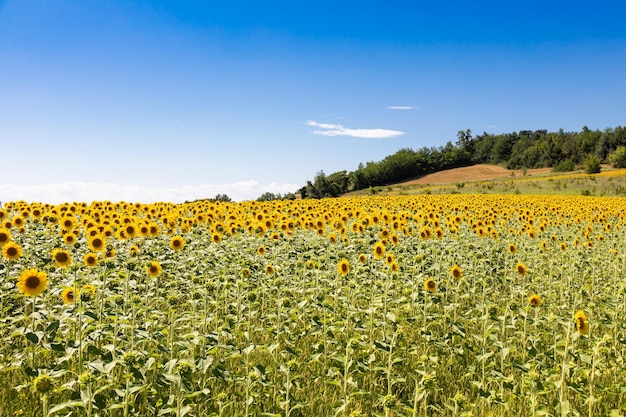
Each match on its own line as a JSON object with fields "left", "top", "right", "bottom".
{"left": 210, "top": 193, "right": 232, "bottom": 202}
{"left": 256, "top": 192, "right": 296, "bottom": 201}
{"left": 583, "top": 154, "right": 601, "bottom": 174}
{"left": 552, "top": 159, "right": 576, "bottom": 172}
{"left": 298, "top": 125, "right": 626, "bottom": 197}
{"left": 608, "top": 146, "right": 626, "bottom": 168}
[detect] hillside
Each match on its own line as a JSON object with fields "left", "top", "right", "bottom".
{"left": 344, "top": 164, "right": 626, "bottom": 198}
{"left": 392, "top": 164, "right": 552, "bottom": 186}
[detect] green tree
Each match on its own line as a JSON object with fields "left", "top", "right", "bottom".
{"left": 583, "top": 154, "right": 601, "bottom": 174}
{"left": 608, "top": 146, "right": 626, "bottom": 168}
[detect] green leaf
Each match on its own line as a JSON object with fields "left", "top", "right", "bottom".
{"left": 25, "top": 332, "right": 39, "bottom": 344}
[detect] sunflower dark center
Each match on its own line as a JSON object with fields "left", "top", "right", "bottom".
{"left": 7, "top": 247, "right": 17, "bottom": 256}
{"left": 56, "top": 252, "right": 69, "bottom": 262}
{"left": 25, "top": 276, "right": 40, "bottom": 289}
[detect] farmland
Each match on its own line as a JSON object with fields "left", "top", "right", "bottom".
{"left": 1, "top": 194, "right": 626, "bottom": 416}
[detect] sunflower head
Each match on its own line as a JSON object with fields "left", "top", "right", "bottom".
{"left": 81, "top": 284, "right": 96, "bottom": 301}
{"left": 507, "top": 243, "right": 516, "bottom": 254}
{"left": 147, "top": 261, "right": 162, "bottom": 277}
{"left": 265, "top": 265, "right": 275, "bottom": 275}
{"left": 88, "top": 235, "right": 105, "bottom": 252}
{"left": 257, "top": 246, "right": 266, "bottom": 256}
{"left": 84, "top": 252, "right": 98, "bottom": 267}
{"left": 169, "top": 236, "right": 185, "bottom": 251}
{"left": 337, "top": 259, "right": 350, "bottom": 276}
{"left": 373, "top": 242, "right": 385, "bottom": 260}
{"left": 2, "top": 241, "right": 22, "bottom": 260}
{"left": 17, "top": 268, "right": 48, "bottom": 297}
{"left": 32, "top": 374, "right": 53, "bottom": 394}
{"left": 61, "top": 286, "right": 78, "bottom": 304}
{"left": 516, "top": 262, "right": 528, "bottom": 276}
{"left": 358, "top": 253, "right": 367, "bottom": 264}
{"left": 424, "top": 278, "right": 437, "bottom": 292}
{"left": 528, "top": 294, "right": 541, "bottom": 307}
{"left": 574, "top": 310, "right": 589, "bottom": 335}
{"left": 0, "top": 228, "right": 11, "bottom": 245}
{"left": 450, "top": 265, "right": 463, "bottom": 279}
{"left": 52, "top": 248, "right": 72, "bottom": 268}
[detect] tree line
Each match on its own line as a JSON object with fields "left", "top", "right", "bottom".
{"left": 297, "top": 125, "right": 626, "bottom": 199}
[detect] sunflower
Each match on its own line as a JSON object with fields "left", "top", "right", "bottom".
{"left": 63, "top": 233, "right": 76, "bottom": 245}
{"left": 60, "top": 216, "right": 77, "bottom": 231}
{"left": 559, "top": 242, "right": 567, "bottom": 251}
{"left": 2, "top": 241, "right": 22, "bottom": 260}
{"left": 32, "top": 373, "right": 53, "bottom": 394}
{"left": 419, "top": 226, "right": 432, "bottom": 240}
{"left": 358, "top": 253, "right": 367, "bottom": 264}
{"left": 450, "top": 264, "right": 463, "bottom": 279}
{"left": 124, "top": 223, "right": 137, "bottom": 238}
{"left": 169, "top": 236, "right": 185, "bottom": 251}
{"left": 147, "top": 261, "right": 162, "bottom": 277}
{"left": 373, "top": 241, "right": 386, "bottom": 260}
{"left": 83, "top": 252, "right": 98, "bottom": 267}
{"left": 129, "top": 245, "right": 139, "bottom": 256}
{"left": 52, "top": 248, "right": 72, "bottom": 268}
{"left": 81, "top": 284, "right": 96, "bottom": 300}
{"left": 574, "top": 310, "right": 589, "bottom": 335}
{"left": 0, "top": 228, "right": 11, "bottom": 246}
{"left": 88, "top": 235, "right": 106, "bottom": 252}
{"left": 424, "top": 278, "right": 437, "bottom": 292}
{"left": 211, "top": 233, "right": 221, "bottom": 244}
{"left": 148, "top": 222, "right": 160, "bottom": 237}
{"left": 507, "top": 243, "right": 516, "bottom": 254}
{"left": 528, "top": 294, "right": 541, "bottom": 307}
{"left": 328, "top": 233, "right": 337, "bottom": 244}
{"left": 61, "top": 286, "right": 79, "bottom": 304}
{"left": 17, "top": 268, "right": 48, "bottom": 297}
{"left": 265, "top": 265, "right": 275, "bottom": 274}
{"left": 385, "top": 253, "right": 395, "bottom": 266}
{"left": 389, "top": 261, "right": 399, "bottom": 273}
{"left": 515, "top": 262, "right": 528, "bottom": 276}
{"left": 306, "top": 260, "right": 314, "bottom": 270}
{"left": 337, "top": 258, "right": 350, "bottom": 276}
{"left": 257, "top": 245, "right": 266, "bottom": 255}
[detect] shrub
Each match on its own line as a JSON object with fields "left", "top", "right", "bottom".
{"left": 552, "top": 159, "right": 575, "bottom": 172}
{"left": 583, "top": 154, "right": 601, "bottom": 174}
{"left": 608, "top": 146, "right": 626, "bottom": 168}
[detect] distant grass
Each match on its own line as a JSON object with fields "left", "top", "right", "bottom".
{"left": 347, "top": 167, "right": 626, "bottom": 198}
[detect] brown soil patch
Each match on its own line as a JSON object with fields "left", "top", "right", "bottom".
{"left": 396, "top": 165, "right": 553, "bottom": 186}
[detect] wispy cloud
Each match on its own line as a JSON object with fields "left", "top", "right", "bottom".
{"left": 387, "top": 105, "right": 417, "bottom": 110}
{"left": 0, "top": 181, "right": 300, "bottom": 205}
{"left": 305, "top": 120, "right": 405, "bottom": 139}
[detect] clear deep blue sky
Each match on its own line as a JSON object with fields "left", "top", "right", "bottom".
{"left": 1, "top": 1, "right": 625, "bottom": 203}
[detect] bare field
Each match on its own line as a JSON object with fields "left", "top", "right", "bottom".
{"left": 394, "top": 164, "right": 553, "bottom": 186}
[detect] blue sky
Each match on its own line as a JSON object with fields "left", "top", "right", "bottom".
{"left": 1, "top": 1, "right": 625, "bottom": 203}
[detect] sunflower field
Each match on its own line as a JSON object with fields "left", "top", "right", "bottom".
{"left": 1, "top": 194, "right": 626, "bottom": 416}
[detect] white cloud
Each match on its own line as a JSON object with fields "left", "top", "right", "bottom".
{"left": 0, "top": 181, "right": 300, "bottom": 205}
{"left": 305, "top": 120, "right": 404, "bottom": 139}
{"left": 387, "top": 105, "right": 416, "bottom": 110}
